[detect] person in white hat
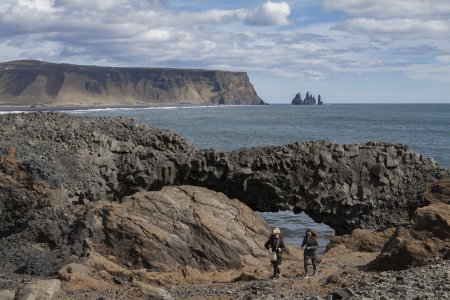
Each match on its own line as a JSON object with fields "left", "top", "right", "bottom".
{"left": 264, "top": 227, "right": 285, "bottom": 280}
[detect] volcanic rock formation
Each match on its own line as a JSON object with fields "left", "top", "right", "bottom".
{"left": 326, "top": 177, "right": 450, "bottom": 271}
{"left": 1, "top": 112, "right": 450, "bottom": 299}
{"left": 0, "top": 113, "right": 447, "bottom": 235}
{"left": 291, "top": 91, "right": 322, "bottom": 105}
{"left": 0, "top": 149, "right": 275, "bottom": 298}
{"left": 0, "top": 60, "right": 264, "bottom": 106}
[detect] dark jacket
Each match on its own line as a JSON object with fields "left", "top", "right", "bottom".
{"left": 264, "top": 235, "right": 285, "bottom": 255}
{"left": 301, "top": 236, "right": 318, "bottom": 258}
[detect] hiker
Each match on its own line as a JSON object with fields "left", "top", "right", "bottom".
{"left": 301, "top": 228, "right": 319, "bottom": 277}
{"left": 264, "top": 227, "right": 285, "bottom": 279}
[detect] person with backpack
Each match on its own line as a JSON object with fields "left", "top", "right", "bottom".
{"left": 264, "top": 227, "right": 285, "bottom": 280}
{"left": 301, "top": 228, "right": 319, "bottom": 277}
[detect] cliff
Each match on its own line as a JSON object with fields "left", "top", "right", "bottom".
{"left": 0, "top": 60, "right": 264, "bottom": 106}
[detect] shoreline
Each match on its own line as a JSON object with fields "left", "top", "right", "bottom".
{"left": 0, "top": 102, "right": 271, "bottom": 113}
{"left": 0, "top": 103, "right": 216, "bottom": 112}
{"left": 1, "top": 103, "right": 449, "bottom": 113}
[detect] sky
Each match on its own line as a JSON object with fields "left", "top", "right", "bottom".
{"left": 1, "top": 0, "right": 450, "bottom": 104}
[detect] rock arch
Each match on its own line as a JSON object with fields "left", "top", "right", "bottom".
{"left": 0, "top": 113, "right": 446, "bottom": 235}
{"left": 185, "top": 141, "right": 446, "bottom": 234}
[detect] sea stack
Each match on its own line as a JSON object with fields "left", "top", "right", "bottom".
{"left": 291, "top": 91, "right": 323, "bottom": 105}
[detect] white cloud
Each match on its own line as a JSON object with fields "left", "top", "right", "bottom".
{"left": 137, "top": 29, "right": 172, "bottom": 42}
{"left": 0, "top": 0, "right": 63, "bottom": 34}
{"left": 436, "top": 55, "right": 450, "bottom": 63}
{"left": 335, "top": 18, "right": 450, "bottom": 38}
{"left": 323, "top": 0, "right": 450, "bottom": 18}
{"left": 185, "top": 9, "right": 246, "bottom": 24}
{"left": 245, "top": 1, "right": 291, "bottom": 26}
{"left": 289, "top": 43, "right": 331, "bottom": 54}
{"left": 0, "top": 0, "right": 449, "bottom": 99}
{"left": 16, "top": 0, "right": 60, "bottom": 13}
{"left": 407, "top": 62, "right": 450, "bottom": 82}
{"left": 55, "top": 0, "right": 129, "bottom": 10}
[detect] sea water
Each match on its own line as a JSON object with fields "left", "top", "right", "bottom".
{"left": 69, "top": 104, "right": 450, "bottom": 254}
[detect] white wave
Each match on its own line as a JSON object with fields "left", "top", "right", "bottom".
{"left": 0, "top": 110, "right": 29, "bottom": 114}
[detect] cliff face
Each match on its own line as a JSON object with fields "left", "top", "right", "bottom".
{"left": 0, "top": 60, "right": 264, "bottom": 106}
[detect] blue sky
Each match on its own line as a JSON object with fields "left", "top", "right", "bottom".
{"left": 1, "top": 0, "right": 450, "bottom": 103}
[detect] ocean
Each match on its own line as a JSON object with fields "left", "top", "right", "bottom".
{"left": 67, "top": 103, "right": 450, "bottom": 254}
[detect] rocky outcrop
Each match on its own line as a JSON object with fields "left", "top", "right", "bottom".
{"left": 81, "top": 185, "right": 270, "bottom": 272}
{"left": 1, "top": 113, "right": 449, "bottom": 299}
{"left": 0, "top": 112, "right": 198, "bottom": 203}
{"left": 0, "top": 149, "right": 275, "bottom": 298}
{"left": 291, "top": 92, "right": 322, "bottom": 105}
{"left": 326, "top": 228, "right": 395, "bottom": 253}
{"left": 189, "top": 142, "right": 447, "bottom": 234}
{"left": 0, "top": 113, "right": 447, "bottom": 235}
{"left": 367, "top": 201, "right": 450, "bottom": 271}
{"left": 0, "top": 60, "right": 264, "bottom": 106}
{"left": 326, "top": 177, "right": 450, "bottom": 271}
{"left": 0, "top": 148, "right": 77, "bottom": 285}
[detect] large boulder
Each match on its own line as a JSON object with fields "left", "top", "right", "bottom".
{"left": 326, "top": 228, "right": 395, "bottom": 253}
{"left": 414, "top": 202, "right": 450, "bottom": 239}
{"left": 81, "top": 185, "right": 270, "bottom": 272}
{"left": 367, "top": 226, "right": 449, "bottom": 271}
{"left": 418, "top": 177, "right": 450, "bottom": 205}
{"left": 55, "top": 186, "right": 278, "bottom": 298}
{"left": 368, "top": 201, "right": 450, "bottom": 271}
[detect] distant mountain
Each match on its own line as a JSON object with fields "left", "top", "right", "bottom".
{"left": 0, "top": 60, "right": 264, "bottom": 107}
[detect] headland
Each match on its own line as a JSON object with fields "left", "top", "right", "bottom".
{"left": 0, "top": 60, "right": 264, "bottom": 107}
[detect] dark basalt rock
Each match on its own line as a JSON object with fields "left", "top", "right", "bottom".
{"left": 0, "top": 148, "right": 271, "bottom": 288}
{"left": 188, "top": 142, "right": 447, "bottom": 234}
{"left": 291, "top": 91, "right": 321, "bottom": 105}
{"left": 0, "top": 113, "right": 447, "bottom": 235}
{"left": 0, "top": 60, "right": 264, "bottom": 106}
